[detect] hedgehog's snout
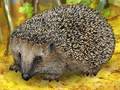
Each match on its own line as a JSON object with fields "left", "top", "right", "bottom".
{"left": 22, "top": 73, "right": 31, "bottom": 81}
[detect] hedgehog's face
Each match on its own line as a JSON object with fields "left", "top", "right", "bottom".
{"left": 11, "top": 40, "right": 64, "bottom": 81}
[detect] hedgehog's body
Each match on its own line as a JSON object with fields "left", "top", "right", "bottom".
{"left": 10, "top": 5, "right": 115, "bottom": 81}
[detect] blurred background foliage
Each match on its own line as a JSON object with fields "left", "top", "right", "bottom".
{"left": 0, "top": 0, "right": 120, "bottom": 90}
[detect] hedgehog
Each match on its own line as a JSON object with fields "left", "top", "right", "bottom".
{"left": 9, "top": 4, "right": 115, "bottom": 81}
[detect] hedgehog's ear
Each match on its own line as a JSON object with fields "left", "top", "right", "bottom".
{"left": 48, "top": 42, "right": 56, "bottom": 53}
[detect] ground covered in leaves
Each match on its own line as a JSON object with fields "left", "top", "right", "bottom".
{"left": 0, "top": 8, "right": 120, "bottom": 90}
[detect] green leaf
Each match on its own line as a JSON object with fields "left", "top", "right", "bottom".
{"left": 19, "top": 2, "right": 33, "bottom": 18}
{"left": 102, "top": 8, "right": 111, "bottom": 17}
{"left": 66, "top": 0, "right": 91, "bottom": 6}
{"left": 66, "top": 0, "right": 82, "bottom": 4}
{"left": 80, "top": 0, "right": 91, "bottom": 6}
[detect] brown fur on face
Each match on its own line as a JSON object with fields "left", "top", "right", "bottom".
{"left": 10, "top": 38, "right": 66, "bottom": 80}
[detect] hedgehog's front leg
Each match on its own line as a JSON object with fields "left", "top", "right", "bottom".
{"left": 43, "top": 73, "right": 61, "bottom": 82}
{"left": 42, "top": 61, "right": 65, "bottom": 81}
{"left": 9, "top": 51, "right": 21, "bottom": 72}
{"left": 9, "top": 53, "right": 21, "bottom": 72}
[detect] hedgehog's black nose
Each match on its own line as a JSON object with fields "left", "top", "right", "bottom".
{"left": 22, "top": 73, "right": 30, "bottom": 81}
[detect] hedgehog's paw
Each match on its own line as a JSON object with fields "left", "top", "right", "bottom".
{"left": 84, "top": 71, "right": 98, "bottom": 76}
{"left": 82, "top": 67, "right": 100, "bottom": 77}
{"left": 9, "top": 64, "right": 19, "bottom": 72}
{"left": 43, "top": 74, "right": 60, "bottom": 82}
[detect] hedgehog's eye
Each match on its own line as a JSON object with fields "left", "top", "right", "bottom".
{"left": 33, "top": 56, "right": 43, "bottom": 64}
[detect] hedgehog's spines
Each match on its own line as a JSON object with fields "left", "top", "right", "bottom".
{"left": 11, "top": 4, "right": 115, "bottom": 76}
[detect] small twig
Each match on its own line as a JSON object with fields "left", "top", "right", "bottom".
{"left": 34, "top": 0, "right": 39, "bottom": 14}
{"left": 97, "top": 0, "right": 109, "bottom": 11}
{"left": 105, "top": 0, "right": 109, "bottom": 8}
{"left": 32, "top": 0, "right": 40, "bottom": 15}
{"left": 20, "top": 0, "right": 25, "bottom": 5}
{"left": 56, "top": 0, "right": 62, "bottom": 6}
{"left": 0, "top": 27, "right": 3, "bottom": 43}
{"left": 2, "top": 0, "right": 14, "bottom": 56}
{"left": 3, "top": 0, "right": 14, "bottom": 32}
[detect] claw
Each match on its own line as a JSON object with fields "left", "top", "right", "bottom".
{"left": 82, "top": 71, "right": 97, "bottom": 77}
{"left": 43, "top": 78, "right": 52, "bottom": 82}
{"left": 55, "top": 79, "right": 59, "bottom": 82}
{"left": 93, "top": 73, "right": 97, "bottom": 76}
{"left": 85, "top": 72, "right": 97, "bottom": 76}
{"left": 86, "top": 73, "right": 89, "bottom": 76}
{"left": 9, "top": 65, "right": 14, "bottom": 71}
{"left": 49, "top": 79, "right": 52, "bottom": 82}
{"left": 15, "top": 70, "right": 18, "bottom": 72}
